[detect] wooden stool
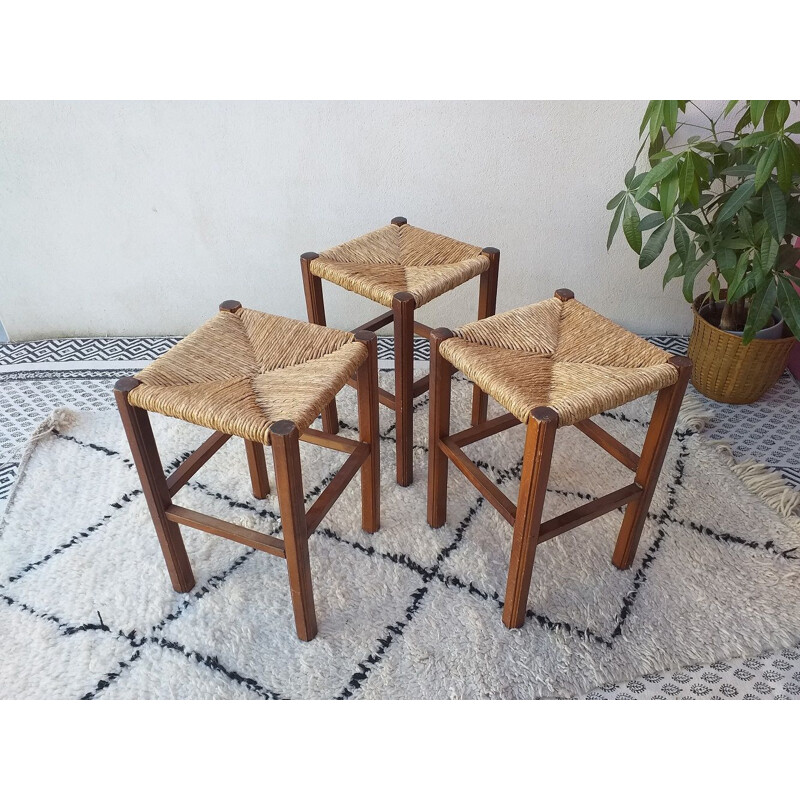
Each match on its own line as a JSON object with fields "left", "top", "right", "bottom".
{"left": 301, "top": 218, "right": 499, "bottom": 486}
{"left": 427, "top": 289, "right": 691, "bottom": 629}
{"left": 114, "top": 301, "right": 380, "bottom": 641}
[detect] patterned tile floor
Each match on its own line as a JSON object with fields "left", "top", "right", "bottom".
{"left": 1, "top": 335, "right": 799, "bottom": 699}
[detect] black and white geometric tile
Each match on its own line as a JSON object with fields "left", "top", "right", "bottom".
{"left": 1, "top": 335, "right": 799, "bottom": 699}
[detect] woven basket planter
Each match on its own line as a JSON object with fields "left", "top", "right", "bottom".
{"left": 688, "top": 293, "right": 796, "bottom": 404}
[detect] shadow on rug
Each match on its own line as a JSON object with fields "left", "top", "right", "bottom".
{"left": 1, "top": 371, "right": 799, "bottom": 699}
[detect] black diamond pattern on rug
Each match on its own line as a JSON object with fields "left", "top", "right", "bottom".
{"left": 1, "top": 335, "right": 799, "bottom": 700}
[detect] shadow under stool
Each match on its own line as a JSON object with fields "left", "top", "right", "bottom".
{"left": 427, "top": 288, "right": 691, "bottom": 629}
{"left": 114, "top": 301, "right": 380, "bottom": 641}
{"left": 301, "top": 217, "right": 499, "bottom": 486}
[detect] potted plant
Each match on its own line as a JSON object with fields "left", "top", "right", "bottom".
{"left": 607, "top": 100, "right": 800, "bottom": 403}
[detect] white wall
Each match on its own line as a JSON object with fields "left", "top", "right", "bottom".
{"left": 0, "top": 101, "right": 694, "bottom": 340}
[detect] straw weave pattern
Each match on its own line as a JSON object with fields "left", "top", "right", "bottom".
{"left": 311, "top": 224, "right": 490, "bottom": 307}
{"left": 441, "top": 297, "right": 678, "bottom": 426}
{"left": 129, "top": 308, "right": 366, "bottom": 443}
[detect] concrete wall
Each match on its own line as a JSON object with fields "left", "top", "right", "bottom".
{"left": 0, "top": 101, "right": 694, "bottom": 339}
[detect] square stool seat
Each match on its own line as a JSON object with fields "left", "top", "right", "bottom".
{"left": 439, "top": 293, "right": 679, "bottom": 427}
{"left": 128, "top": 303, "right": 368, "bottom": 443}
{"left": 310, "top": 222, "right": 491, "bottom": 308}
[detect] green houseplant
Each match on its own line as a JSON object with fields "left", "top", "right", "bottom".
{"left": 607, "top": 100, "right": 800, "bottom": 402}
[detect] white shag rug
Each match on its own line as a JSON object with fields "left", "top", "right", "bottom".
{"left": 1, "top": 371, "right": 799, "bottom": 700}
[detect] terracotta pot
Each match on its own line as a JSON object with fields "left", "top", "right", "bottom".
{"left": 688, "top": 292, "right": 796, "bottom": 404}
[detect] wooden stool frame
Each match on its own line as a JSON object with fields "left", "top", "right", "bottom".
{"left": 301, "top": 217, "right": 500, "bottom": 487}
{"left": 114, "top": 305, "right": 380, "bottom": 642}
{"left": 427, "top": 289, "right": 692, "bottom": 629}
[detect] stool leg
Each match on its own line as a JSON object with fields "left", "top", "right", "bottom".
{"left": 427, "top": 327, "right": 455, "bottom": 528}
{"left": 502, "top": 407, "right": 558, "bottom": 629}
{"left": 270, "top": 420, "right": 316, "bottom": 641}
{"left": 471, "top": 247, "right": 499, "bottom": 426}
{"left": 355, "top": 331, "right": 380, "bottom": 532}
{"left": 244, "top": 439, "right": 270, "bottom": 498}
{"left": 393, "top": 291, "right": 416, "bottom": 486}
{"left": 114, "top": 378, "right": 195, "bottom": 593}
{"left": 301, "top": 252, "right": 339, "bottom": 435}
{"left": 612, "top": 356, "right": 692, "bottom": 570}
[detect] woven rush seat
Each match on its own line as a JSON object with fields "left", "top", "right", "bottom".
{"left": 128, "top": 304, "right": 368, "bottom": 444}
{"left": 309, "top": 222, "right": 491, "bottom": 308}
{"left": 439, "top": 294, "right": 678, "bottom": 427}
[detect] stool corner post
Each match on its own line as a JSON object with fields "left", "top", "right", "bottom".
{"left": 427, "top": 328, "right": 455, "bottom": 528}
{"left": 356, "top": 330, "right": 380, "bottom": 533}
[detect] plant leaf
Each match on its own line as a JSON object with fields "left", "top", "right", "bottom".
{"left": 716, "top": 248, "right": 737, "bottom": 276}
{"left": 682, "top": 252, "right": 712, "bottom": 302}
{"left": 673, "top": 220, "right": 690, "bottom": 264}
{"left": 739, "top": 208, "right": 754, "bottom": 243}
{"left": 776, "top": 100, "right": 790, "bottom": 127}
{"left": 754, "top": 139, "right": 780, "bottom": 191}
{"left": 640, "top": 212, "right": 665, "bottom": 231}
{"left": 737, "top": 130, "right": 774, "bottom": 148}
{"left": 649, "top": 100, "right": 664, "bottom": 143}
{"left": 723, "top": 100, "right": 739, "bottom": 117}
{"left": 763, "top": 101, "right": 781, "bottom": 133}
{"left": 778, "top": 138, "right": 795, "bottom": 192}
{"left": 638, "top": 192, "right": 661, "bottom": 212}
{"left": 720, "top": 237, "right": 750, "bottom": 250}
{"left": 622, "top": 199, "right": 642, "bottom": 254}
{"left": 742, "top": 278, "right": 777, "bottom": 344}
{"left": 694, "top": 141, "right": 720, "bottom": 154}
{"left": 639, "top": 219, "right": 672, "bottom": 269}
{"left": 708, "top": 271, "right": 721, "bottom": 301}
{"left": 678, "top": 155, "right": 695, "bottom": 204}
{"left": 660, "top": 173, "right": 678, "bottom": 219}
{"left": 663, "top": 101, "right": 678, "bottom": 135}
{"left": 678, "top": 214, "right": 706, "bottom": 236}
{"left": 735, "top": 106, "right": 752, "bottom": 134}
{"left": 777, "top": 276, "right": 800, "bottom": 339}
{"left": 663, "top": 252, "right": 685, "bottom": 287}
{"left": 749, "top": 100, "right": 768, "bottom": 127}
{"left": 606, "top": 190, "right": 626, "bottom": 210}
{"left": 762, "top": 181, "right": 787, "bottom": 241}
{"left": 728, "top": 273, "right": 756, "bottom": 304}
{"left": 634, "top": 155, "right": 679, "bottom": 201}
{"left": 760, "top": 228, "right": 780, "bottom": 273}
{"left": 624, "top": 167, "right": 636, "bottom": 188}
{"left": 716, "top": 179, "right": 756, "bottom": 225}
{"left": 640, "top": 100, "right": 658, "bottom": 136}
{"left": 726, "top": 251, "right": 750, "bottom": 298}
{"left": 721, "top": 164, "right": 757, "bottom": 177}
{"left": 785, "top": 121, "right": 800, "bottom": 135}
{"left": 607, "top": 199, "right": 624, "bottom": 250}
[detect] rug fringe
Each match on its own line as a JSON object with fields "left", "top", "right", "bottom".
{"left": 677, "top": 393, "right": 713, "bottom": 432}
{"left": 1, "top": 407, "right": 79, "bottom": 526}
{"left": 706, "top": 439, "right": 800, "bottom": 533}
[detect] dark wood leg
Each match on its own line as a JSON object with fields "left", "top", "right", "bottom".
{"left": 244, "top": 439, "right": 270, "bottom": 499}
{"left": 114, "top": 377, "right": 195, "bottom": 593}
{"left": 427, "top": 328, "right": 455, "bottom": 528}
{"left": 612, "top": 356, "right": 692, "bottom": 570}
{"left": 502, "top": 407, "right": 558, "bottom": 629}
{"left": 355, "top": 330, "right": 380, "bottom": 532}
{"left": 393, "top": 291, "right": 416, "bottom": 486}
{"left": 471, "top": 247, "right": 499, "bottom": 426}
{"left": 301, "top": 252, "right": 339, "bottom": 435}
{"left": 270, "top": 419, "right": 316, "bottom": 641}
